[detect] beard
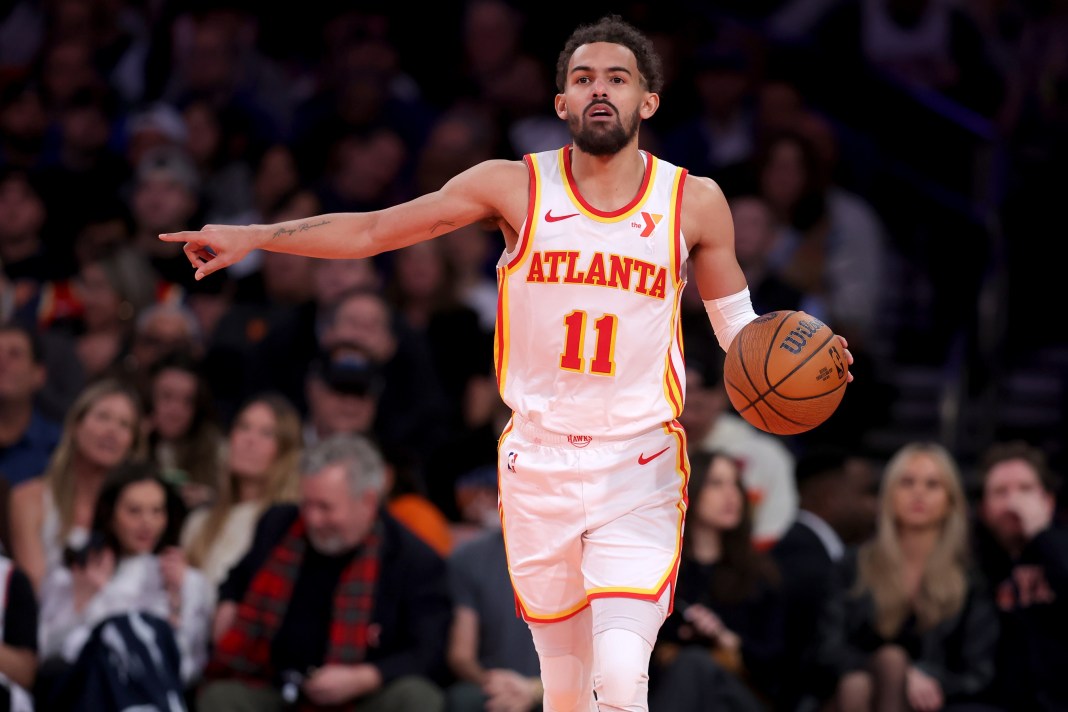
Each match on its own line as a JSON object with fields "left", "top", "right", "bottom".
{"left": 307, "top": 529, "right": 351, "bottom": 556}
{"left": 567, "top": 101, "right": 641, "bottom": 156}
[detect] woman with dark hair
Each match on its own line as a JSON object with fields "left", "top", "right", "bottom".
{"left": 37, "top": 461, "right": 212, "bottom": 687}
{"left": 145, "top": 350, "right": 224, "bottom": 509}
{"left": 650, "top": 450, "right": 785, "bottom": 712}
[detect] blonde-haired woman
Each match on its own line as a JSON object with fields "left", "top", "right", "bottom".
{"left": 8, "top": 378, "right": 145, "bottom": 592}
{"left": 820, "top": 442, "right": 998, "bottom": 712}
{"left": 180, "top": 393, "right": 302, "bottom": 588}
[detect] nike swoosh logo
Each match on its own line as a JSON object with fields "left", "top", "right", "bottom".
{"left": 545, "top": 210, "right": 580, "bottom": 222}
{"left": 638, "top": 447, "right": 670, "bottom": 466}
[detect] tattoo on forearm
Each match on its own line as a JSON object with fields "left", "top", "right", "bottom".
{"left": 271, "top": 220, "right": 332, "bottom": 240}
{"left": 430, "top": 220, "right": 455, "bottom": 235}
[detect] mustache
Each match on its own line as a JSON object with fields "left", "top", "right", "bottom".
{"left": 584, "top": 99, "right": 618, "bottom": 116}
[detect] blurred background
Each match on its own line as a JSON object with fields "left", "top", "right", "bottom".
{"left": 0, "top": 0, "right": 1064, "bottom": 493}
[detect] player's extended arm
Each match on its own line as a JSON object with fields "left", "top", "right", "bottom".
{"left": 159, "top": 159, "right": 527, "bottom": 281}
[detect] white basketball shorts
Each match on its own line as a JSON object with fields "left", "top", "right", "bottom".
{"left": 497, "top": 413, "right": 690, "bottom": 623}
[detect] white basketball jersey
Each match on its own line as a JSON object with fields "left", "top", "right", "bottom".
{"left": 495, "top": 146, "right": 689, "bottom": 438}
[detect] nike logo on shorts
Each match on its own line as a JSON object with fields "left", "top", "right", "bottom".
{"left": 638, "top": 447, "right": 670, "bottom": 465}
{"left": 545, "top": 210, "right": 580, "bottom": 222}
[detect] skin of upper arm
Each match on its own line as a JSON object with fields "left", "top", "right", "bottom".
{"left": 8, "top": 482, "right": 44, "bottom": 589}
{"left": 682, "top": 175, "right": 747, "bottom": 301}
{"left": 368, "top": 160, "right": 529, "bottom": 253}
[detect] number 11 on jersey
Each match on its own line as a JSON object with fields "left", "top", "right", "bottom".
{"left": 560, "top": 310, "right": 618, "bottom": 376}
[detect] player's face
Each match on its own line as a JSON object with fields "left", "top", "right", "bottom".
{"left": 556, "top": 42, "right": 658, "bottom": 156}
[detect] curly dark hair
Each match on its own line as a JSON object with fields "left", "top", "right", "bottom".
{"left": 555, "top": 14, "right": 663, "bottom": 93}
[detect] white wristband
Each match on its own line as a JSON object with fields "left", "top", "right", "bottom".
{"left": 704, "top": 287, "right": 759, "bottom": 352}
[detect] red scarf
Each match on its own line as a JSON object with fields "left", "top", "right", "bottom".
{"left": 207, "top": 517, "right": 381, "bottom": 694}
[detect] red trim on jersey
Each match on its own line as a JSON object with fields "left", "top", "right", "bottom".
{"left": 494, "top": 269, "right": 506, "bottom": 387}
{"left": 673, "top": 169, "right": 688, "bottom": 285}
{"left": 562, "top": 146, "right": 652, "bottom": 218}
{"left": 506, "top": 155, "right": 539, "bottom": 271}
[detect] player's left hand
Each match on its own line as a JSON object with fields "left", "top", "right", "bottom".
{"left": 836, "top": 334, "right": 855, "bottom": 383}
{"left": 482, "top": 669, "right": 541, "bottom": 712}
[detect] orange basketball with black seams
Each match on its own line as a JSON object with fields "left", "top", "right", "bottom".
{"left": 723, "top": 310, "right": 849, "bottom": 435}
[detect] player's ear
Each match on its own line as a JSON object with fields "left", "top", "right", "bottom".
{"left": 640, "top": 92, "right": 659, "bottom": 120}
{"left": 554, "top": 93, "right": 568, "bottom": 120}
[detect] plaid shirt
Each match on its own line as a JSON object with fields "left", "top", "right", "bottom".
{"left": 207, "top": 516, "right": 382, "bottom": 696}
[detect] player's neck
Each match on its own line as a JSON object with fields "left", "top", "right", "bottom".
{"left": 568, "top": 143, "right": 646, "bottom": 211}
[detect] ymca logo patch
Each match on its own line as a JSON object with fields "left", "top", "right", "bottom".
{"left": 568, "top": 435, "right": 592, "bottom": 448}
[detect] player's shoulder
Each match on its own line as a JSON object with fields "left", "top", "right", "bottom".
{"left": 678, "top": 173, "right": 732, "bottom": 243}
{"left": 680, "top": 172, "right": 728, "bottom": 206}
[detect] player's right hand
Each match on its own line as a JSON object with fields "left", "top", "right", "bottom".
{"left": 159, "top": 224, "right": 264, "bottom": 281}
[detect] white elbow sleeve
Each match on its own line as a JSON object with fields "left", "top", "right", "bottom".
{"left": 704, "top": 287, "right": 759, "bottom": 353}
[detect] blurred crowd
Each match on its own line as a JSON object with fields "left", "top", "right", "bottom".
{"left": 0, "top": 0, "right": 1065, "bottom": 710}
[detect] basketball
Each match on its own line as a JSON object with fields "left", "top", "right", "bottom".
{"left": 723, "top": 311, "right": 849, "bottom": 435}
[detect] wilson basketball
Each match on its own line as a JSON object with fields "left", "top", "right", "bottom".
{"left": 723, "top": 311, "right": 849, "bottom": 435}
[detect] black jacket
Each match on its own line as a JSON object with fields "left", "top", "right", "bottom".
{"left": 219, "top": 504, "right": 452, "bottom": 686}
{"left": 816, "top": 548, "right": 998, "bottom": 702}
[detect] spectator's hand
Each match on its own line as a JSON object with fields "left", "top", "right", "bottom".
{"left": 1008, "top": 489, "right": 1054, "bottom": 540}
{"left": 682, "top": 603, "right": 726, "bottom": 640}
{"left": 213, "top": 601, "right": 238, "bottom": 643}
{"left": 159, "top": 547, "right": 187, "bottom": 593}
{"left": 72, "top": 547, "right": 115, "bottom": 610}
{"left": 482, "top": 668, "right": 541, "bottom": 712}
{"left": 303, "top": 664, "right": 381, "bottom": 706}
{"left": 906, "top": 666, "right": 944, "bottom": 712}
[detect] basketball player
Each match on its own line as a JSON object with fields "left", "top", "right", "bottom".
{"left": 162, "top": 15, "right": 851, "bottom": 712}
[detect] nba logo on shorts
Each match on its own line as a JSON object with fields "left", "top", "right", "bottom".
{"left": 568, "top": 435, "right": 592, "bottom": 448}
{"left": 507, "top": 452, "right": 518, "bottom": 472}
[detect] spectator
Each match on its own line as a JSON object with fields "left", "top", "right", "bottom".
{"left": 305, "top": 345, "right": 450, "bottom": 555}
{"left": 145, "top": 351, "right": 224, "bottom": 510}
{"left": 180, "top": 393, "right": 302, "bottom": 589}
{"left": 677, "top": 347, "right": 797, "bottom": 549}
{"left": 0, "top": 168, "right": 53, "bottom": 288}
{"left": 771, "top": 446, "right": 879, "bottom": 711}
{"left": 0, "top": 550, "right": 37, "bottom": 711}
{"left": 198, "top": 434, "right": 449, "bottom": 711}
{"left": 8, "top": 378, "right": 144, "bottom": 592}
{"left": 820, "top": 442, "right": 998, "bottom": 711}
{"left": 650, "top": 450, "right": 785, "bottom": 711}
{"left": 754, "top": 129, "right": 887, "bottom": 353}
{"left": 444, "top": 510, "right": 541, "bottom": 712}
{"left": 974, "top": 441, "right": 1068, "bottom": 711}
{"left": 727, "top": 194, "right": 803, "bottom": 317}
{"left": 37, "top": 461, "right": 212, "bottom": 706}
{"left": 67, "top": 246, "right": 165, "bottom": 382}
{"left": 0, "top": 323, "right": 61, "bottom": 488}
{"left": 128, "top": 144, "right": 204, "bottom": 290}
{"left": 318, "top": 289, "right": 450, "bottom": 463}
{"left": 127, "top": 302, "right": 202, "bottom": 375}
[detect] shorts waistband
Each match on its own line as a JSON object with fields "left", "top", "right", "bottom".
{"left": 509, "top": 413, "right": 658, "bottom": 448}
